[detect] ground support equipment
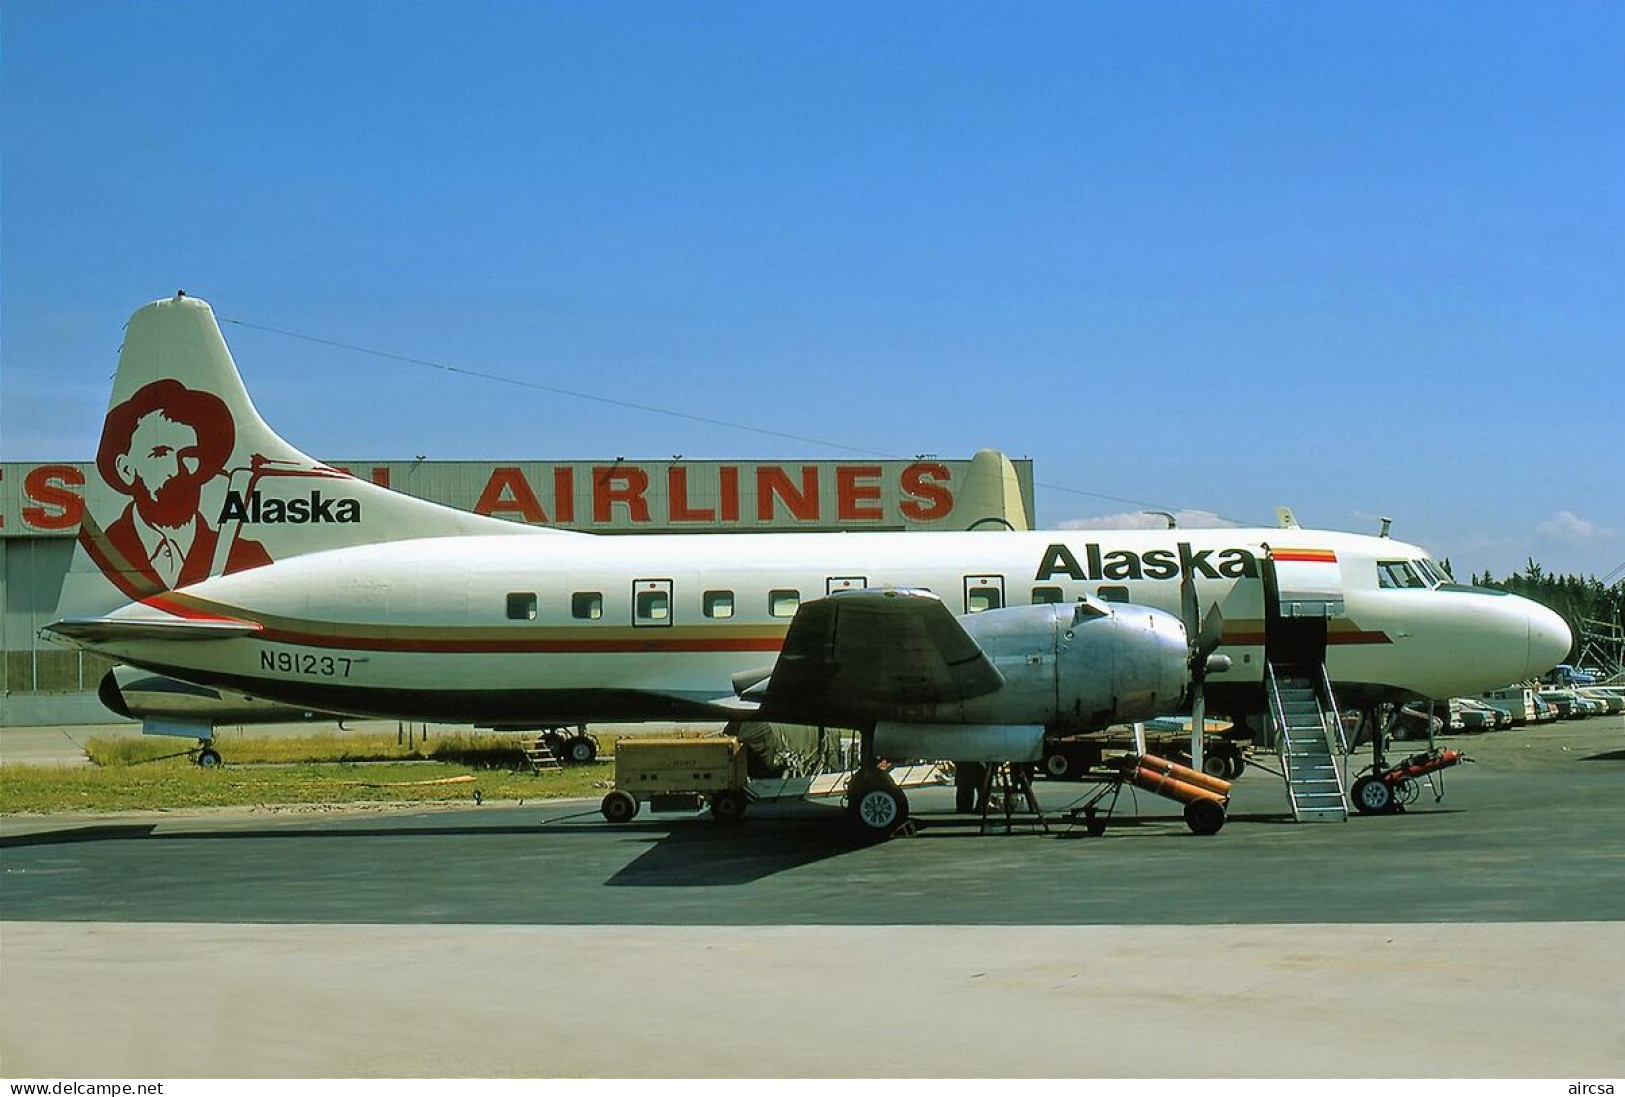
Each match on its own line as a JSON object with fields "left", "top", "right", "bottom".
{"left": 978, "top": 762, "right": 1048, "bottom": 834}
{"left": 600, "top": 736, "right": 752, "bottom": 824}
{"left": 1057, "top": 775, "right": 1129, "bottom": 837}
{"left": 1350, "top": 747, "right": 1468, "bottom": 815}
{"left": 1125, "top": 752, "right": 1231, "bottom": 835}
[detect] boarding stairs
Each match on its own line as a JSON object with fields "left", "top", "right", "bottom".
{"left": 1267, "top": 663, "right": 1350, "bottom": 823}
{"left": 515, "top": 733, "right": 563, "bottom": 775}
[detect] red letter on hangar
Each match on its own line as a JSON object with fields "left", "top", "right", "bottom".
{"left": 900, "top": 462, "right": 953, "bottom": 522}
{"left": 474, "top": 468, "right": 548, "bottom": 523}
{"left": 837, "top": 465, "right": 884, "bottom": 522}
{"left": 23, "top": 465, "right": 87, "bottom": 531}
{"left": 593, "top": 466, "right": 651, "bottom": 524}
{"left": 757, "top": 465, "right": 820, "bottom": 522}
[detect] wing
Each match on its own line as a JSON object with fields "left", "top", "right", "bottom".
{"left": 746, "top": 588, "right": 1004, "bottom": 723}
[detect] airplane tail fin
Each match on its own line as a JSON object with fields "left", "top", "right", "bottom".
{"left": 72, "top": 293, "right": 542, "bottom": 608}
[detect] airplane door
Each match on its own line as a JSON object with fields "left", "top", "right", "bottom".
{"left": 826, "top": 576, "right": 867, "bottom": 595}
{"left": 1261, "top": 546, "right": 1344, "bottom": 667}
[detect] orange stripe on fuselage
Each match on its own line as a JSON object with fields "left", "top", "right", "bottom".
{"left": 1272, "top": 549, "right": 1339, "bottom": 564}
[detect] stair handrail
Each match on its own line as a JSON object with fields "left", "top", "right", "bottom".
{"left": 1264, "top": 662, "right": 1289, "bottom": 750}
{"left": 1318, "top": 664, "right": 1349, "bottom": 755}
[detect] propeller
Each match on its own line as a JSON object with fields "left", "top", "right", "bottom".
{"left": 1179, "top": 569, "right": 1233, "bottom": 772}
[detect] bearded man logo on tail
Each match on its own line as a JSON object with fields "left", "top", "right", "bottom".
{"left": 88, "top": 379, "right": 272, "bottom": 596}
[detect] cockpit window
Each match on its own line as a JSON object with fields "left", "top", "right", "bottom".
{"left": 1413, "top": 559, "right": 1445, "bottom": 586}
{"left": 1377, "top": 560, "right": 1426, "bottom": 589}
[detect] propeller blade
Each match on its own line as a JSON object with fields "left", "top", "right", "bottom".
{"left": 1197, "top": 602, "right": 1227, "bottom": 659}
{"left": 1178, "top": 568, "right": 1199, "bottom": 642}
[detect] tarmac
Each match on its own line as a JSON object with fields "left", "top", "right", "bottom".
{"left": 2, "top": 715, "right": 1623, "bottom": 1078}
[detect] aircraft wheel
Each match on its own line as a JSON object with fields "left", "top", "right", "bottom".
{"left": 1208, "top": 745, "right": 1243, "bottom": 780}
{"left": 1043, "top": 750, "right": 1074, "bottom": 781}
{"left": 562, "top": 735, "right": 598, "bottom": 765}
{"left": 709, "top": 789, "right": 748, "bottom": 824}
{"left": 848, "top": 780, "right": 909, "bottom": 837}
{"left": 1351, "top": 775, "right": 1393, "bottom": 815}
{"left": 1183, "top": 798, "right": 1225, "bottom": 836}
{"left": 196, "top": 748, "right": 223, "bottom": 768}
{"left": 600, "top": 790, "right": 639, "bottom": 823}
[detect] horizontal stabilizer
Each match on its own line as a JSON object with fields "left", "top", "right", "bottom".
{"left": 45, "top": 615, "right": 262, "bottom": 644}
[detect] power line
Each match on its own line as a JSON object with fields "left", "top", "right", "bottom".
{"left": 221, "top": 315, "right": 1260, "bottom": 525}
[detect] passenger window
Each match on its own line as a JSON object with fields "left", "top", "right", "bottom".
{"left": 1031, "top": 586, "right": 1063, "bottom": 604}
{"left": 966, "top": 587, "right": 1001, "bottom": 613}
{"left": 1377, "top": 561, "right": 1425, "bottom": 589}
{"left": 703, "top": 590, "right": 735, "bottom": 619}
{"left": 1097, "top": 586, "right": 1130, "bottom": 603}
{"left": 572, "top": 592, "right": 604, "bottom": 620}
{"left": 769, "top": 589, "right": 801, "bottom": 618}
{"left": 506, "top": 592, "right": 537, "bottom": 621}
{"left": 634, "top": 582, "right": 671, "bottom": 625}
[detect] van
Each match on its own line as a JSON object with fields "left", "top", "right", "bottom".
{"left": 1480, "top": 686, "right": 1536, "bottom": 726}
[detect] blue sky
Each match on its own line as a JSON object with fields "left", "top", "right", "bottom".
{"left": 3, "top": 1, "right": 1621, "bottom": 579}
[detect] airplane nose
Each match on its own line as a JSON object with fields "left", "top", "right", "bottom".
{"left": 1525, "top": 600, "right": 1573, "bottom": 679}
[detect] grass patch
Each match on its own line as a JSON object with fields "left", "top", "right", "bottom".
{"left": 84, "top": 729, "right": 543, "bottom": 768}
{"left": 3, "top": 726, "right": 736, "bottom": 814}
{"left": 0, "top": 756, "right": 614, "bottom": 814}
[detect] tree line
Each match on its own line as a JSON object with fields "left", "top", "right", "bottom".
{"left": 1469, "top": 561, "right": 1625, "bottom": 668}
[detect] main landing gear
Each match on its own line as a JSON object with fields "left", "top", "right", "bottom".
{"left": 538, "top": 725, "right": 598, "bottom": 765}
{"left": 845, "top": 728, "right": 910, "bottom": 839}
{"left": 847, "top": 770, "right": 910, "bottom": 835}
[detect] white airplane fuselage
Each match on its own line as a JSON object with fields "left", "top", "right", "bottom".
{"left": 45, "top": 295, "right": 1573, "bottom": 747}
{"left": 75, "top": 525, "right": 1572, "bottom": 728}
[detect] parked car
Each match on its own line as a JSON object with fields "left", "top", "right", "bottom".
{"left": 1529, "top": 695, "right": 1559, "bottom": 722}
{"left": 1455, "top": 697, "right": 1512, "bottom": 730}
{"left": 1538, "top": 689, "right": 1589, "bottom": 719}
{"left": 1395, "top": 704, "right": 1442, "bottom": 740}
{"left": 1578, "top": 688, "right": 1625, "bottom": 714}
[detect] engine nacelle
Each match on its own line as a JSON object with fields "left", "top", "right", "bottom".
{"left": 879, "top": 600, "right": 1192, "bottom": 732}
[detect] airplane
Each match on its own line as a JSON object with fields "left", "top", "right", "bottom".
{"left": 44, "top": 294, "right": 1574, "bottom": 835}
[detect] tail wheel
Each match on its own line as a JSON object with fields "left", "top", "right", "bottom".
{"left": 562, "top": 735, "right": 598, "bottom": 765}
{"left": 196, "top": 748, "right": 223, "bottom": 768}
{"left": 1351, "top": 774, "right": 1394, "bottom": 815}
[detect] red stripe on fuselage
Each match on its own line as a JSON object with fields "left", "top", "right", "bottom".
{"left": 141, "top": 592, "right": 262, "bottom": 628}
{"left": 252, "top": 625, "right": 786, "bottom": 656}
